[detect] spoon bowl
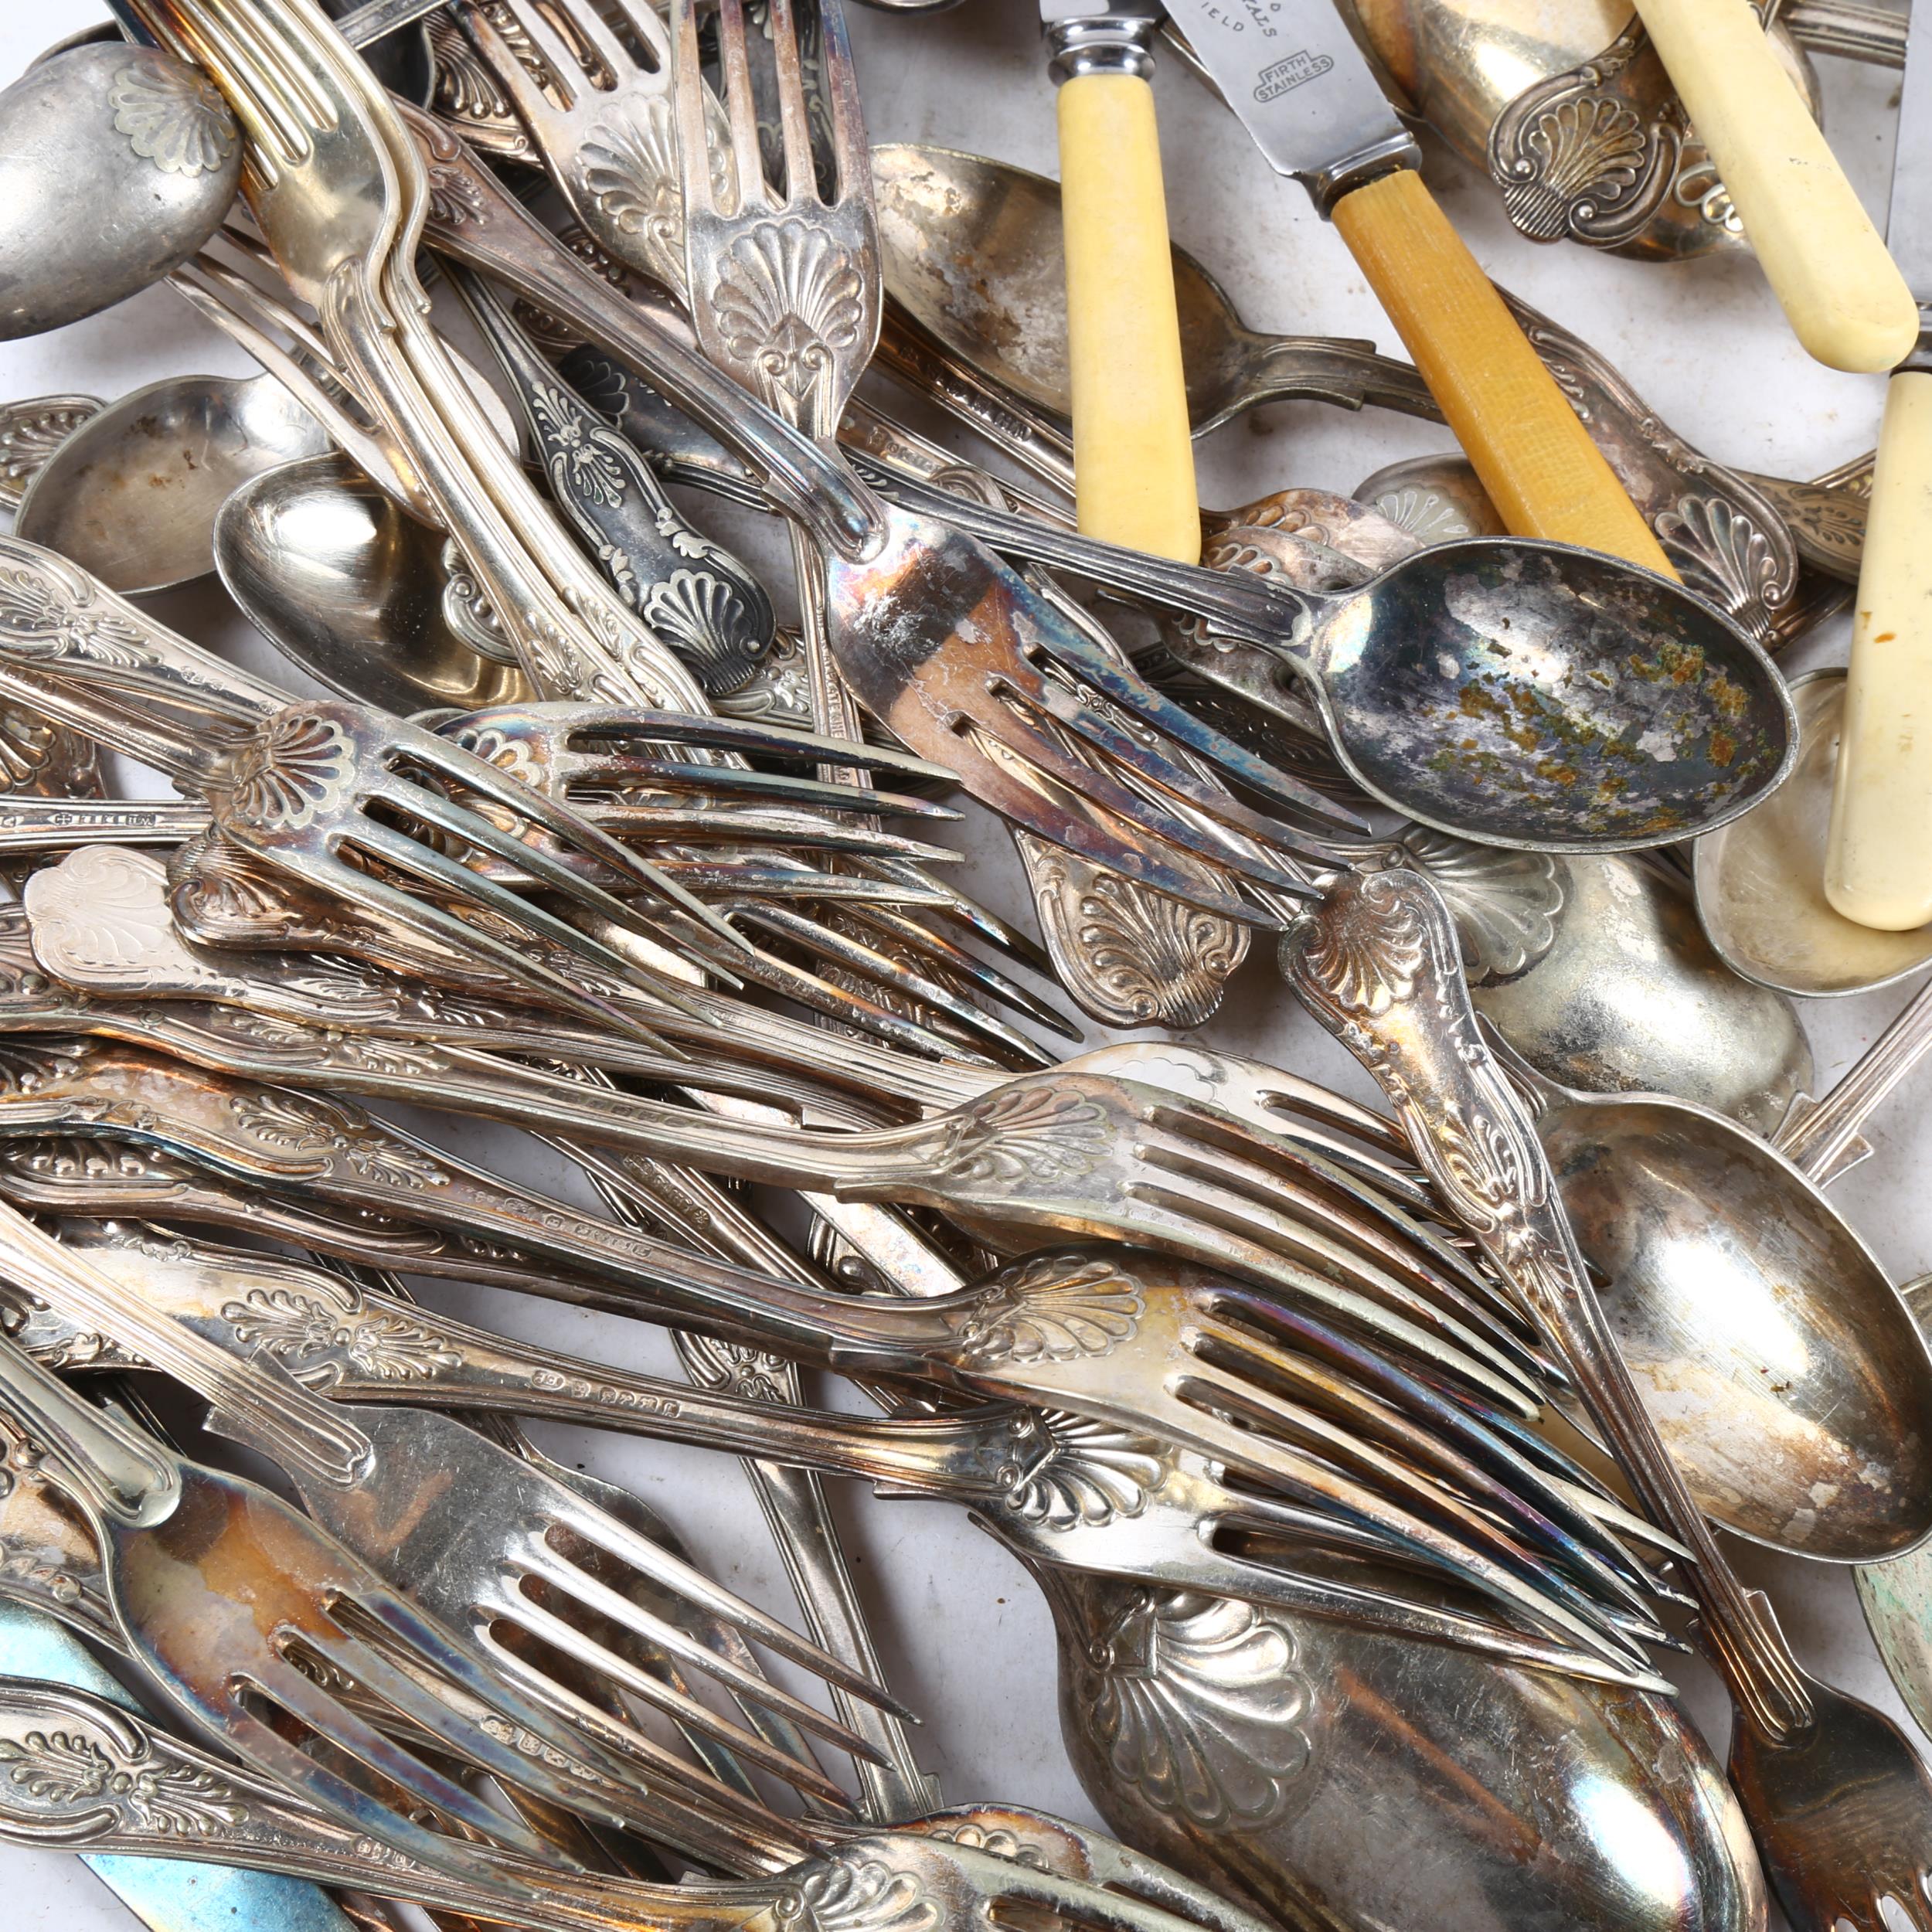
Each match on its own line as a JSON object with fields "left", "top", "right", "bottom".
{"left": 0, "top": 45, "right": 242, "bottom": 343}
{"left": 1525, "top": 1079, "right": 1932, "bottom": 1562}
{"left": 1695, "top": 668, "right": 1932, "bottom": 995}
{"left": 214, "top": 452, "right": 531, "bottom": 715}
{"left": 16, "top": 371, "right": 328, "bottom": 597}
{"left": 1043, "top": 1567, "right": 1767, "bottom": 1932}
{"left": 1292, "top": 540, "right": 1796, "bottom": 851}
{"left": 870, "top": 143, "right": 1434, "bottom": 436}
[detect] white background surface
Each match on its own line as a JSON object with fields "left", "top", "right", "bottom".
{"left": 0, "top": 4, "right": 1927, "bottom": 1928}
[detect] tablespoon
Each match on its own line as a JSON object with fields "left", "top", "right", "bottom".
{"left": 1039, "top": 1566, "right": 1764, "bottom": 1932}
{"left": 867, "top": 466, "right": 1798, "bottom": 853}
{"left": 15, "top": 369, "right": 328, "bottom": 597}
{"left": 1694, "top": 668, "right": 1932, "bottom": 995}
{"left": 215, "top": 452, "right": 532, "bottom": 714}
{"left": 1481, "top": 1029, "right": 1932, "bottom": 1565}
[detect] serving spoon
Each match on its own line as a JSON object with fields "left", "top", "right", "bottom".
{"left": 1490, "top": 1028, "right": 1932, "bottom": 1566}
{"left": 214, "top": 451, "right": 532, "bottom": 714}
{"left": 14, "top": 368, "right": 328, "bottom": 596}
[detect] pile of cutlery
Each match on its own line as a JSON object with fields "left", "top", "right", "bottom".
{"left": 0, "top": 0, "right": 1927, "bottom": 1928}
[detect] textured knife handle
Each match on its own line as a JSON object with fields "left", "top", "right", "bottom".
{"left": 1056, "top": 73, "right": 1201, "bottom": 562}
{"left": 1330, "top": 170, "right": 1675, "bottom": 573}
{"left": 1629, "top": 0, "right": 1917, "bottom": 371}
{"left": 1827, "top": 367, "right": 1932, "bottom": 927}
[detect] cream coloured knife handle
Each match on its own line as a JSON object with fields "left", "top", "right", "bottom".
{"left": 1048, "top": 19, "right": 1199, "bottom": 562}
{"left": 1631, "top": 0, "right": 1916, "bottom": 371}
{"left": 1826, "top": 362, "right": 1932, "bottom": 926}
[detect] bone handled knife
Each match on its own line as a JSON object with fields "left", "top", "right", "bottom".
{"left": 1158, "top": 0, "right": 1673, "bottom": 572}
{"left": 1040, "top": 0, "right": 1201, "bottom": 562}
{"left": 1627, "top": 0, "right": 1916, "bottom": 372}
{"left": 1825, "top": 1, "right": 1932, "bottom": 929}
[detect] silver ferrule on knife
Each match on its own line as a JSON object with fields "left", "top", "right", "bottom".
{"left": 1040, "top": 0, "right": 1162, "bottom": 84}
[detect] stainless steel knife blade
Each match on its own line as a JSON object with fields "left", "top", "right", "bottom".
{"left": 1157, "top": 0, "right": 1418, "bottom": 208}
{"left": 1886, "top": 0, "right": 1932, "bottom": 301}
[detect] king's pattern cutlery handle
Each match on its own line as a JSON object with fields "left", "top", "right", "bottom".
{"left": 1329, "top": 170, "right": 1675, "bottom": 572}
{"left": 1631, "top": 0, "right": 1917, "bottom": 370}
{"left": 1048, "top": 16, "right": 1200, "bottom": 563}
{"left": 1826, "top": 365, "right": 1932, "bottom": 927}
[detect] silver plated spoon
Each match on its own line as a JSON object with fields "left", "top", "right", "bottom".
{"left": 15, "top": 369, "right": 327, "bottom": 596}
{"left": 1492, "top": 1035, "right": 1932, "bottom": 1565}
{"left": 1694, "top": 668, "right": 1932, "bottom": 996}
{"left": 0, "top": 44, "right": 241, "bottom": 343}
{"left": 213, "top": 452, "right": 532, "bottom": 716}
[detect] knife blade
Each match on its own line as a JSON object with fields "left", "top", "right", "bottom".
{"left": 1158, "top": 0, "right": 1673, "bottom": 571}
{"left": 1823, "top": 5, "right": 1932, "bottom": 929}
{"left": 1039, "top": 0, "right": 1200, "bottom": 562}
{"left": 0, "top": 1601, "right": 363, "bottom": 1932}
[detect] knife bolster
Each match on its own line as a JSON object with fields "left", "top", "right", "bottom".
{"left": 1044, "top": 9, "right": 1158, "bottom": 82}
{"left": 1302, "top": 138, "right": 1423, "bottom": 219}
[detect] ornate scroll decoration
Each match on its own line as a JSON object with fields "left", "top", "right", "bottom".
{"left": 582, "top": 98, "right": 688, "bottom": 294}
{"left": 1069, "top": 1587, "right": 1315, "bottom": 1831}
{"left": 108, "top": 55, "right": 238, "bottom": 179}
{"left": 0, "top": 396, "right": 99, "bottom": 509}
{"left": 23, "top": 845, "right": 186, "bottom": 985}
{"left": 929, "top": 1082, "right": 1112, "bottom": 1189}
{"left": 945, "top": 1253, "right": 1145, "bottom": 1370}
{"left": 222, "top": 1286, "right": 460, "bottom": 1386}
{"left": 430, "top": 12, "right": 532, "bottom": 161}
{"left": 773, "top": 1856, "right": 940, "bottom": 1932}
{"left": 1652, "top": 493, "right": 1789, "bottom": 641}
{"left": 227, "top": 1090, "right": 450, "bottom": 1192}
{"left": 983, "top": 1408, "right": 1167, "bottom": 1529}
{"left": 1020, "top": 836, "right": 1247, "bottom": 1029}
{"left": 0, "top": 1709, "right": 247, "bottom": 1837}
{"left": 717, "top": 628, "right": 815, "bottom": 724}
{"left": 1487, "top": 22, "right": 1681, "bottom": 247}
{"left": 1396, "top": 830, "right": 1565, "bottom": 984}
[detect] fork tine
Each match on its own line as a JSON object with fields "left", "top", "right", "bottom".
{"left": 234, "top": 1651, "right": 564, "bottom": 1865}
{"left": 598, "top": 0, "right": 675, "bottom": 64}
{"left": 840, "top": 902, "right": 1080, "bottom": 1039}
{"left": 1192, "top": 1310, "right": 1661, "bottom": 1617}
{"left": 566, "top": 754, "right": 962, "bottom": 824}
{"left": 730, "top": 900, "right": 1075, "bottom": 1046}
{"left": 502, "top": 1587, "right": 889, "bottom": 1776}
{"left": 693, "top": 0, "right": 765, "bottom": 212}
{"left": 542, "top": 0, "right": 636, "bottom": 80}
{"left": 555, "top": 706, "right": 958, "bottom": 783}
{"left": 811, "top": 0, "right": 871, "bottom": 205}
{"left": 1174, "top": 1351, "right": 1661, "bottom": 1647}
{"left": 464, "top": 0, "right": 585, "bottom": 111}
{"left": 1199, "top": 1291, "right": 1652, "bottom": 1589}
{"left": 481, "top": 1594, "right": 869, "bottom": 1798}
{"left": 316, "top": 823, "right": 697, "bottom": 1039}
{"left": 386, "top": 726, "right": 757, "bottom": 956}
{"left": 1161, "top": 1365, "right": 1652, "bottom": 1670}
{"left": 764, "top": 0, "right": 822, "bottom": 203}
{"left": 533, "top": 1482, "right": 917, "bottom": 1716}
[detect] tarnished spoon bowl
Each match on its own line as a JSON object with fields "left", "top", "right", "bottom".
{"left": 215, "top": 453, "right": 530, "bottom": 715}
{"left": 0, "top": 44, "right": 242, "bottom": 342}
{"left": 1538, "top": 1087, "right": 1932, "bottom": 1561}
{"left": 1695, "top": 668, "right": 1932, "bottom": 995}
{"left": 1299, "top": 540, "right": 1796, "bottom": 851}
{"left": 15, "top": 371, "right": 328, "bottom": 596}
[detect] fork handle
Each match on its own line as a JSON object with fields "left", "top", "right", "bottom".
{"left": 1281, "top": 866, "right": 1816, "bottom": 1740}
